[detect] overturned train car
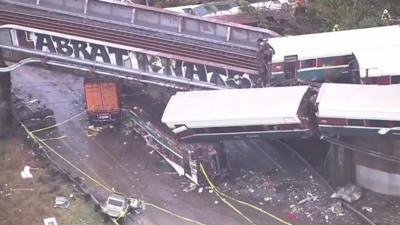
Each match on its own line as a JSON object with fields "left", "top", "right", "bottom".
{"left": 162, "top": 83, "right": 400, "bottom": 141}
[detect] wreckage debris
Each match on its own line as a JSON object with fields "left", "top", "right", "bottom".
{"left": 20, "top": 165, "right": 33, "bottom": 179}
{"left": 330, "top": 202, "right": 344, "bottom": 215}
{"left": 361, "top": 206, "right": 373, "bottom": 213}
{"left": 54, "top": 196, "right": 70, "bottom": 209}
{"left": 331, "top": 183, "right": 362, "bottom": 203}
{"left": 43, "top": 217, "right": 58, "bottom": 225}
{"left": 12, "top": 91, "right": 56, "bottom": 130}
{"left": 182, "top": 183, "right": 197, "bottom": 193}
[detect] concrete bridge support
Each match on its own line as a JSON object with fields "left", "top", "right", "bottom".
{"left": 326, "top": 136, "right": 400, "bottom": 196}
{"left": 0, "top": 49, "right": 12, "bottom": 137}
{"left": 352, "top": 137, "right": 400, "bottom": 196}
{"left": 325, "top": 137, "right": 355, "bottom": 186}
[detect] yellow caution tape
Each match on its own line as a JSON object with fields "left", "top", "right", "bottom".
{"left": 31, "top": 110, "right": 86, "bottom": 133}
{"left": 19, "top": 117, "right": 210, "bottom": 225}
{"left": 35, "top": 135, "right": 114, "bottom": 192}
{"left": 41, "top": 135, "right": 68, "bottom": 141}
{"left": 145, "top": 202, "right": 208, "bottom": 225}
{"left": 200, "top": 163, "right": 293, "bottom": 225}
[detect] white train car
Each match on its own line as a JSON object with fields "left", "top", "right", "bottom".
{"left": 162, "top": 86, "right": 314, "bottom": 142}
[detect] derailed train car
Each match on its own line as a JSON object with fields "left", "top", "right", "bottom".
{"left": 161, "top": 83, "right": 400, "bottom": 142}
{"left": 268, "top": 26, "right": 400, "bottom": 85}
{"left": 124, "top": 106, "right": 228, "bottom": 185}
{"left": 316, "top": 83, "right": 400, "bottom": 136}
{"left": 162, "top": 86, "right": 317, "bottom": 142}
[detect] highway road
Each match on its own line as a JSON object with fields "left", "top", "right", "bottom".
{"left": 11, "top": 65, "right": 365, "bottom": 225}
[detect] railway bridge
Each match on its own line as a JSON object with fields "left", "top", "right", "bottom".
{"left": 0, "top": 0, "right": 281, "bottom": 134}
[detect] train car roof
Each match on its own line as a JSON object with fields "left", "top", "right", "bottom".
{"left": 162, "top": 86, "right": 310, "bottom": 129}
{"left": 270, "top": 25, "right": 400, "bottom": 62}
{"left": 316, "top": 83, "right": 400, "bottom": 121}
{"left": 353, "top": 45, "right": 400, "bottom": 78}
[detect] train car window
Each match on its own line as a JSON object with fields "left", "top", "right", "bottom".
{"left": 391, "top": 76, "right": 400, "bottom": 84}
{"left": 317, "top": 56, "right": 348, "bottom": 67}
{"left": 347, "top": 119, "right": 364, "bottom": 126}
{"left": 272, "top": 62, "right": 283, "bottom": 72}
{"left": 300, "top": 59, "right": 316, "bottom": 69}
{"left": 191, "top": 125, "right": 302, "bottom": 135}
{"left": 392, "top": 121, "right": 400, "bottom": 127}
{"left": 369, "top": 120, "right": 391, "bottom": 128}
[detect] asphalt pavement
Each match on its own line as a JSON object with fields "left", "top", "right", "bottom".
{"left": 11, "top": 65, "right": 366, "bottom": 225}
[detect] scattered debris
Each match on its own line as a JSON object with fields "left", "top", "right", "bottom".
{"left": 198, "top": 187, "right": 204, "bottom": 194}
{"left": 264, "top": 196, "right": 273, "bottom": 202}
{"left": 298, "top": 192, "right": 319, "bottom": 205}
{"left": 10, "top": 188, "right": 34, "bottom": 192}
{"left": 20, "top": 165, "right": 33, "bottom": 179}
{"left": 11, "top": 91, "right": 56, "bottom": 130}
{"left": 28, "top": 99, "right": 39, "bottom": 104}
{"left": 361, "top": 206, "right": 373, "bottom": 213}
{"left": 43, "top": 217, "right": 58, "bottom": 225}
{"left": 54, "top": 196, "right": 70, "bottom": 209}
{"left": 90, "top": 125, "right": 103, "bottom": 132}
{"left": 331, "top": 183, "right": 362, "bottom": 203}
{"left": 183, "top": 183, "right": 197, "bottom": 192}
{"left": 100, "top": 193, "right": 144, "bottom": 220}
{"left": 330, "top": 202, "right": 344, "bottom": 215}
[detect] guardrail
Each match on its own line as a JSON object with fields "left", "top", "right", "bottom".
{"left": 3, "top": 0, "right": 279, "bottom": 47}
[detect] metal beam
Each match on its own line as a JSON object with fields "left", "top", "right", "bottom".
{"left": 0, "top": 45, "right": 225, "bottom": 90}
{"left": 2, "top": 0, "right": 279, "bottom": 48}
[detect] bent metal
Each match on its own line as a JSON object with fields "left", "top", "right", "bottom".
{"left": 12, "top": 29, "right": 257, "bottom": 88}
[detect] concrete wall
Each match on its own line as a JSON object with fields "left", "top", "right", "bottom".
{"left": 352, "top": 137, "right": 400, "bottom": 196}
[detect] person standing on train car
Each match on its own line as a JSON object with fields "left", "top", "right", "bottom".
{"left": 332, "top": 24, "right": 341, "bottom": 32}
{"left": 257, "top": 38, "right": 275, "bottom": 87}
{"left": 381, "top": 9, "right": 392, "bottom": 25}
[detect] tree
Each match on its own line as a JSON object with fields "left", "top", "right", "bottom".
{"left": 304, "top": 0, "right": 400, "bottom": 32}
{"left": 238, "top": 0, "right": 269, "bottom": 28}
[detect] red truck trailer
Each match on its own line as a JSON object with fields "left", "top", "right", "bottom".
{"left": 84, "top": 79, "right": 121, "bottom": 125}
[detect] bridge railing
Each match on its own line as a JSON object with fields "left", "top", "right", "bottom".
{"left": 4, "top": 0, "right": 279, "bottom": 47}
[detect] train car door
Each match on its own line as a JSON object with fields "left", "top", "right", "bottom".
{"left": 284, "top": 55, "right": 298, "bottom": 80}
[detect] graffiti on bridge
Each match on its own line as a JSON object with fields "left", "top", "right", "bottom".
{"left": 11, "top": 30, "right": 258, "bottom": 88}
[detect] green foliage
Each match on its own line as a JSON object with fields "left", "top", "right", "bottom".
{"left": 238, "top": 0, "right": 269, "bottom": 28}
{"left": 153, "top": 0, "right": 220, "bottom": 8}
{"left": 304, "top": 0, "right": 400, "bottom": 32}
